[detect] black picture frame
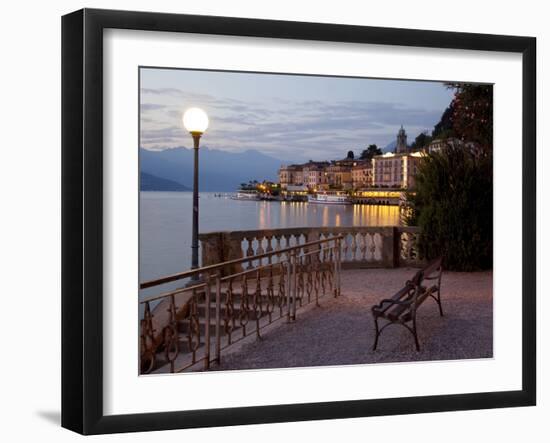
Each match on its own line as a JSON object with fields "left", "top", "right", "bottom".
{"left": 62, "top": 8, "right": 536, "bottom": 435}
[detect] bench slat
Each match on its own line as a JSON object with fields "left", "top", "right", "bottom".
{"left": 401, "top": 286, "right": 437, "bottom": 322}
{"left": 372, "top": 285, "right": 412, "bottom": 317}
{"left": 386, "top": 286, "right": 426, "bottom": 321}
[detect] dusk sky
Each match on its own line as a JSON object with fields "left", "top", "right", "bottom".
{"left": 140, "top": 68, "right": 454, "bottom": 163}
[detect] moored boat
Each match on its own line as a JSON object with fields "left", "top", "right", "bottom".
{"left": 307, "top": 191, "right": 351, "bottom": 205}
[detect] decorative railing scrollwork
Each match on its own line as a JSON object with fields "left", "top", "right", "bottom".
{"left": 139, "top": 235, "right": 343, "bottom": 374}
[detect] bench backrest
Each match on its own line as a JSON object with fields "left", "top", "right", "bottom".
{"left": 422, "top": 256, "right": 443, "bottom": 280}
{"left": 407, "top": 256, "right": 443, "bottom": 292}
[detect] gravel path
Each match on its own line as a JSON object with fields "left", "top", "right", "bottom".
{"left": 212, "top": 268, "right": 493, "bottom": 371}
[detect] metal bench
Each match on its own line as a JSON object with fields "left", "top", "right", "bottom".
{"left": 371, "top": 257, "right": 443, "bottom": 351}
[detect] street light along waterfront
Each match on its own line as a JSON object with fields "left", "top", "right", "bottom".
{"left": 182, "top": 107, "right": 209, "bottom": 272}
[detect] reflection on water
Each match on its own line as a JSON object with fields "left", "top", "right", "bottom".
{"left": 260, "top": 201, "right": 400, "bottom": 230}
{"left": 140, "top": 192, "right": 401, "bottom": 297}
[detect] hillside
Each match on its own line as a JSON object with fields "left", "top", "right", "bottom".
{"left": 140, "top": 172, "right": 190, "bottom": 192}
{"left": 140, "top": 147, "right": 284, "bottom": 192}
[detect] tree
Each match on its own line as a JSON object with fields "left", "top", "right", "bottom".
{"left": 431, "top": 104, "right": 455, "bottom": 140}
{"left": 346, "top": 150, "right": 354, "bottom": 159}
{"left": 410, "top": 132, "right": 432, "bottom": 151}
{"left": 447, "top": 83, "right": 493, "bottom": 151}
{"left": 407, "top": 146, "right": 492, "bottom": 271}
{"left": 359, "top": 144, "right": 382, "bottom": 160}
{"left": 406, "top": 83, "right": 494, "bottom": 271}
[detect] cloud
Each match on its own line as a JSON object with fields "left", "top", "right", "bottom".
{"left": 139, "top": 88, "right": 445, "bottom": 162}
{"left": 140, "top": 103, "right": 167, "bottom": 112}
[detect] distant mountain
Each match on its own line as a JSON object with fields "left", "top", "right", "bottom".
{"left": 140, "top": 172, "right": 190, "bottom": 191}
{"left": 140, "top": 147, "right": 285, "bottom": 192}
{"left": 383, "top": 140, "right": 397, "bottom": 153}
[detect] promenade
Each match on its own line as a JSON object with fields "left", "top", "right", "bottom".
{"left": 210, "top": 268, "right": 493, "bottom": 370}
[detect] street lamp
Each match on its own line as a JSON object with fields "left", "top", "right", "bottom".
{"left": 182, "top": 107, "right": 209, "bottom": 274}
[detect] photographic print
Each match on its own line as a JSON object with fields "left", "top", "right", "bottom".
{"left": 138, "top": 68, "right": 494, "bottom": 375}
{"left": 62, "top": 9, "right": 536, "bottom": 434}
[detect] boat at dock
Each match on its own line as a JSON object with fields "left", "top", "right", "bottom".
{"left": 232, "top": 190, "right": 261, "bottom": 201}
{"left": 307, "top": 191, "right": 352, "bottom": 205}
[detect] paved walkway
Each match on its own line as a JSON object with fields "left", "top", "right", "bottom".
{"left": 212, "top": 268, "right": 493, "bottom": 371}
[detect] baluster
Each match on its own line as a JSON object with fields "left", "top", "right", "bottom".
{"left": 285, "top": 234, "right": 291, "bottom": 249}
{"left": 256, "top": 236, "right": 265, "bottom": 268}
{"left": 374, "top": 233, "right": 382, "bottom": 261}
{"left": 368, "top": 233, "right": 376, "bottom": 261}
{"left": 411, "top": 232, "right": 419, "bottom": 260}
{"left": 401, "top": 232, "right": 412, "bottom": 260}
{"left": 342, "top": 234, "right": 350, "bottom": 261}
{"left": 246, "top": 236, "right": 255, "bottom": 269}
{"left": 359, "top": 232, "right": 367, "bottom": 261}
{"left": 350, "top": 233, "right": 357, "bottom": 261}
{"left": 266, "top": 235, "right": 273, "bottom": 264}
{"left": 275, "top": 235, "right": 282, "bottom": 264}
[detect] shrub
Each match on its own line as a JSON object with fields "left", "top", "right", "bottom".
{"left": 407, "top": 146, "right": 493, "bottom": 271}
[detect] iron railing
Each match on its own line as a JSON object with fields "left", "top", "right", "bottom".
{"left": 139, "top": 235, "right": 342, "bottom": 374}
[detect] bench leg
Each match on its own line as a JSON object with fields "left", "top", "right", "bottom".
{"left": 436, "top": 275, "right": 444, "bottom": 316}
{"left": 372, "top": 316, "right": 380, "bottom": 351}
{"left": 412, "top": 316, "right": 420, "bottom": 352}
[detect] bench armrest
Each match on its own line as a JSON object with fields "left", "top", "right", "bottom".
{"left": 372, "top": 297, "right": 413, "bottom": 312}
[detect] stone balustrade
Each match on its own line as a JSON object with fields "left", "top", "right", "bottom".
{"left": 199, "top": 226, "right": 423, "bottom": 273}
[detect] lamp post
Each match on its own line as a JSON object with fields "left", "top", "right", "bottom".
{"left": 182, "top": 108, "right": 209, "bottom": 274}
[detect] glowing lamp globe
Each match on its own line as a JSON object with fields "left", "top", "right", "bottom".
{"left": 183, "top": 108, "right": 209, "bottom": 135}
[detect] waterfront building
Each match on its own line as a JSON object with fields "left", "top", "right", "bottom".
{"left": 279, "top": 164, "right": 304, "bottom": 189}
{"left": 351, "top": 160, "right": 373, "bottom": 189}
{"left": 302, "top": 161, "right": 330, "bottom": 191}
{"left": 325, "top": 162, "right": 353, "bottom": 190}
{"left": 372, "top": 151, "right": 424, "bottom": 189}
{"left": 280, "top": 184, "right": 308, "bottom": 201}
{"left": 278, "top": 126, "right": 424, "bottom": 192}
{"left": 427, "top": 137, "right": 476, "bottom": 154}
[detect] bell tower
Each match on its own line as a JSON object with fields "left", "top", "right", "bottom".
{"left": 396, "top": 125, "right": 408, "bottom": 153}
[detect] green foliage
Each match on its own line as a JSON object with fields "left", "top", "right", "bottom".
{"left": 411, "top": 132, "right": 432, "bottom": 150}
{"left": 407, "top": 147, "right": 493, "bottom": 271}
{"left": 431, "top": 105, "right": 455, "bottom": 139}
{"left": 360, "top": 144, "right": 382, "bottom": 160}
{"left": 451, "top": 83, "right": 493, "bottom": 151}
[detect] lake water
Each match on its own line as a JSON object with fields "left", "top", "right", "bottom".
{"left": 140, "top": 191, "right": 401, "bottom": 298}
